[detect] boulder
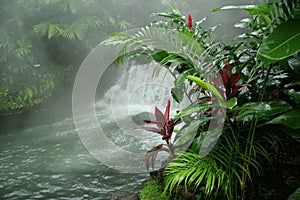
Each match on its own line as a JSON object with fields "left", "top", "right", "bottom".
{"left": 110, "top": 192, "right": 139, "bottom": 200}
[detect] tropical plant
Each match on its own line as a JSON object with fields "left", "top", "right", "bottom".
{"left": 0, "top": 0, "right": 131, "bottom": 112}
{"left": 102, "top": 0, "right": 300, "bottom": 199}
{"left": 139, "top": 99, "right": 181, "bottom": 170}
{"left": 288, "top": 187, "right": 300, "bottom": 200}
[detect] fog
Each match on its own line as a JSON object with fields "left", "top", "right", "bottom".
{"left": 0, "top": 0, "right": 266, "bottom": 199}
{"left": 0, "top": 0, "right": 265, "bottom": 114}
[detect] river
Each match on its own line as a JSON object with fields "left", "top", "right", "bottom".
{"left": 0, "top": 62, "right": 179, "bottom": 199}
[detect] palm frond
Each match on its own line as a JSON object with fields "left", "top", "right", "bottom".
{"left": 164, "top": 151, "right": 227, "bottom": 197}
{"left": 101, "top": 27, "right": 206, "bottom": 74}
{"left": 268, "top": 0, "right": 299, "bottom": 26}
{"left": 33, "top": 22, "right": 50, "bottom": 37}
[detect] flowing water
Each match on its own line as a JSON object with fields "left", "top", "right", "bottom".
{"left": 0, "top": 111, "right": 146, "bottom": 199}
{"left": 0, "top": 62, "right": 183, "bottom": 199}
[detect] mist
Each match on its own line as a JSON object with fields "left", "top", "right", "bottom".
{"left": 0, "top": 0, "right": 269, "bottom": 199}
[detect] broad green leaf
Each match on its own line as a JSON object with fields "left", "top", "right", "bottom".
{"left": 171, "top": 87, "right": 184, "bottom": 103}
{"left": 257, "top": 20, "right": 300, "bottom": 64}
{"left": 174, "top": 69, "right": 195, "bottom": 87}
{"left": 199, "top": 128, "right": 224, "bottom": 158}
{"left": 151, "top": 50, "right": 169, "bottom": 63}
{"left": 211, "top": 4, "right": 272, "bottom": 15}
{"left": 267, "top": 110, "right": 300, "bottom": 129}
{"left": 288, "top": 187, "right": 300, "bottom": 200}
{"left": 174, "top": 103, "right": 212, "bottom": 119}
{"left": 285, "top": 89, "right": 300, "bottom": 104}
{"left": 190, "top": 133, "right": 205, "bottom": 154}
{"left": 226, "top": 97, "right": 237, "bottom": 109}
{"left": 234, "top": 100, "right": 292, "bottom": 122}
{"left": 288, "top": 54, "right": 300, "bottom": 74}
{"left": 285, "top": 128, "right": 300, "bottom": 141}
{"left": 175, "top": 118, "right": 210, "bottom": 149}
{"left": 187, "top": 75, "right": 224, "bottom": 102}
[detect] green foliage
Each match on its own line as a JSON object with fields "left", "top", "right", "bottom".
{"left": 139, "top": 180, "right": 166, "bottom": 200}
{"left": 234, "top": 100, "right": 292, "bottom": 122}
{"left": 164, "top": 152, "right": 226, "bottom": 197}
{"left": 267, "top": 110, "right": 300, "bottom": 129}
{"left": 288, "top": 187, "right": 300, "bottom": 200}
{"left": 0, "top": 0, "right": 131, "bottom": 112}
{"left": 212, "top": 0, "right": 299, "bottom": 25}
{"left": 174, "top": 104, "right": 212, "bottom": 119}
{"left": 257, "top": 19, "right": 300, "bottom": 64}
{"left": 103, "top": 0, "right": 300, "bottom": 199}
{"left": 164, "top": 127, "right": 264, "bottom": 199}
{"left": 187, "top": 75, "right": 224, "bottom": 102}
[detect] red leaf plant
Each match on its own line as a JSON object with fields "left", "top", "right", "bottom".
{"left": 193, "top": 60, "right": 245, "bottom": 105}
{"left": 220, "top": 60, "right": 243, "bottom": 100}
{"left": 140, "top": 99, "right": 181, "bottom": 170}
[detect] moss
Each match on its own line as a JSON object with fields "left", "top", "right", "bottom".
{"left": 139, "top": 179, "right": 166, "bottom": 200}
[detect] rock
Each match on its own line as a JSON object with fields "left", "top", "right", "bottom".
{"left": 131, "top": 111, "right": 154, "bottom": 126}
{"left": 110, "top": 192, "right": 139, "bottom": 200}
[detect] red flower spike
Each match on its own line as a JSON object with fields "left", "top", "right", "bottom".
{"left": 187, "top": 14, "right": 193, "bottom": 30}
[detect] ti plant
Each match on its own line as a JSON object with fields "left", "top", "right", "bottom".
{"left": 140, "top": 99, "right": 181, "bottom": 171}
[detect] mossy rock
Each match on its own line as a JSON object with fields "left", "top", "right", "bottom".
{"left": 139, "top": 179, "right": 166, "bottom": 200}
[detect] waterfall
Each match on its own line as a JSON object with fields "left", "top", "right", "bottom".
{"left": 90, "top": 61, "right": 188, "bottom": 172}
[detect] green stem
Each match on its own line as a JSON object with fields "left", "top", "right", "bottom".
{"left": 259, "top": 64, "right": 272, "bottom": 102}
{"left": 241, "top": 113, "right": 258, "bottom": 199}
{"left": 241, "top": 64, "right": 272, "bottom": 198}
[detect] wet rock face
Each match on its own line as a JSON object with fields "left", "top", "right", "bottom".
{"left": 131, "top": 111, "right": 154, "bottom": 126}
{"left": 110, "top": 192, "right": 139, "bottom": 200}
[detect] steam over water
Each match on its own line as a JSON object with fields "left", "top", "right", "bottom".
{"left": 0, "top": 62, "right": 181, "bottom": 199}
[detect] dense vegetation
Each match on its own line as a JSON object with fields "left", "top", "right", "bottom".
{"left": 103, "top": 0, "right": 300, "bottom": 199}
{"left": 0, "top": 0, "right": 134, "bottom": 112}
{"left": 2, "top": 0, "right": 300, "bottom": 199}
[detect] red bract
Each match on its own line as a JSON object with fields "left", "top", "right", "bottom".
{"left": 220, "top": 60, "right": 243, "bottom": 99}
{"left": 143, "top": 99, "right": 180, "bottom": 144}
{"left": 187, "top": 14, "right": 193, "bottom": 30}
